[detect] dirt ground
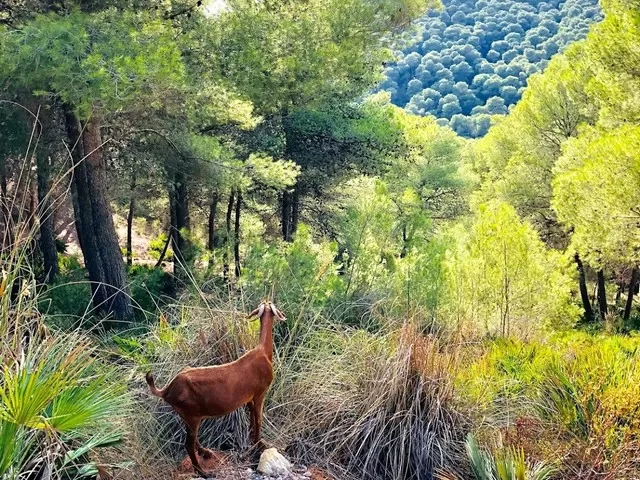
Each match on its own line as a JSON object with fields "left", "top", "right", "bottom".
{"left": 171, "top": 450, "right": 334, "bottom": 480}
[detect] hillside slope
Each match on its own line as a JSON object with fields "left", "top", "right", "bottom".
{"left": 379, "top": 0, "right": 601, "bottom": 137}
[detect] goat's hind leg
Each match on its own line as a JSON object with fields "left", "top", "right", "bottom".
{"left": 182, "top": 417, "right": 211, "bottom": 477}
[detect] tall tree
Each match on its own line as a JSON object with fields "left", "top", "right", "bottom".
{"left": 205, "top": 0, "right": 438, "bottom": 240}
{"left": 0, "top": 9, "right": 185, "bottom": 318}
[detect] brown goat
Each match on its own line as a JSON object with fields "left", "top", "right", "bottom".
{"left": 146, "top": 302, "right": 285, "bottom": 476}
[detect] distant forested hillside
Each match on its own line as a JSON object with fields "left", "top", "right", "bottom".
{"left": 379, "top": 0, "right": 601, "bottom": 137}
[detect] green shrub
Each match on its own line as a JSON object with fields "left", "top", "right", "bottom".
{"left": 57, "top": 254, "right": 84, "bottom": 278}
{"left": 1, "top": 249, "right": 129, "bottom": 479}
{"left": 55, "top": 238, "right": 67, "bottom": 254}
{"left": 0, "top": 331, "right": 130, "bottom": 479}
{"left": 241, "top": 224, "right": 343, "bottom": 324}
{"left": 39, "top": 282, "right": 94, "bottom": 329}
{"left": 148, "top": 233, "right": 173, "bottom": 262}
{"left": 437, "top": 434, "right": 556, "bottom": 480}
{"left": 458, "top": 333, "right": 640, "bottom": 478}
{"left": 128, "top": 265, "right": 174, "bottom": 314}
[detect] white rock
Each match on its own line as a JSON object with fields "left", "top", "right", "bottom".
{"left": 257, "top": 448, "right": 293, "bottom": 477}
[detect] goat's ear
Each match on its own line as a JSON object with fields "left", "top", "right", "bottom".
{"left": 273, "top": 305, "right": 286, "bottom": 321}
{"left": 247, "top": 304, "right": 265, "bottom": 320}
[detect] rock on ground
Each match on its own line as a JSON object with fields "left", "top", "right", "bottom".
{"left": 257, "top": 448, "right": 292, "bottom": 476}
{"left": 173, "top": 448, "right": 333, "bottom": 480}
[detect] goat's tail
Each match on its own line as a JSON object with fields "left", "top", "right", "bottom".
{"left": 145, "top": 372, "right": 165, "bottom": 398}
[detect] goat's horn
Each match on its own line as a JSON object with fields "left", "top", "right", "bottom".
{"left": 257, "top": 304, "right": 265, "bottom": 318}
{"left": 270, "top": 303, "right": 278, "bottom": 316}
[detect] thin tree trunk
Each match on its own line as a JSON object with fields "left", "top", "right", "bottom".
{"left": 63, "top": 104, "right": 109, "bottom": 312}
{"left": 82, "top": 116, "right": 132, "bottom": 320}
{"left": 36, "top": 151, "right": 58, "bottom": 282}
{"left": 126, "top": 174, "right": 135, "bottom": 267}
{"left": 126, "top": 204, "right": 134, "bottom": 267}
{"left": 1, "top": 165, "right": 13, "bottom": 251}
{"left": 154, "top": 227, "right": 172, "bottom": 268}
{"left": 171, "top": 171, "right": 191, "bottom": 279}
{"left": 69, "top": 167, "right": 85, "bottom": 254}
{"left": 401, "top": 223, "right": 408, "bottom": 259}
{"left": 281, "top": 190, "right": 291, "bottom": 242}
{"left": 208, "top": 193, "right": 219, "bottom": 252}
{"left": 624, "top": 267, "right": 638, "bottom": 321}
{"left": 234, "top": 189, "right": 242, "bottom": 278}
{"left": 28, "top": 181, "right": 37, "bottom": 231}
{"left": 597, "top": 269, "right": 608, "bottom": 319}
{"left": 169, "top": 185, "right": 178, "bottom": 265}
{"left": 223, "top": 190, "right": 235, "bottom": 282}
{"left": 291, "top": 187, "right": 300, "bottom": 239}
{"left": 281, "top": 186, "right": 300, "bottom": 242}
{"left": 575, "top": 253, "right": 594, "bottom": 322}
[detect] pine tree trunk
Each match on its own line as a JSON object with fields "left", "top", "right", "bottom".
{"left": 234, "top": 189, "right": 242, "bottom": 278}
{"left": 223, "top": 190, "right": 235, "bottom": 282}
{"left": 291, "top": 187, "right": 300, "bottom": 239}
{"left": 69, "top": 169, "right": 85, "bottom": 254}
{"left": 624, "top": 267, "right": 638, "bottom": 321}
{"left": 82, "top": 116, "right": 132, "bottom": 321}
{"left": 281, "top": 187, "right": 300, "bottom": 242}
{"left": 169, "top": 185, "right": 178, "bottom": 265}
{"left": 597, "top": 269, "right": 608, "bottom": 319}
{"left": 28, "top": 180, "right": 37, "bottom": 231}
{"left": 126, "top": 174, "right": 136, "bottom": 267}
{"left": 36, "top": 151, "right": 59, "bottom": 282}
{"left": 208, "top": 193, "right": 219, "bottom": 252}
{"left": 575, "top": 253, "right": 594, "bottom": 322}
{"left": 126, "top": 202, "right": 134, "bottom": 267}
{"left": 281, "top": 190, "right": 291, "bottom": 242}
{"left": 63, "top": 105, "right": 109, "bottom": 312}
{"left": 171, "top": 171, "right": 191, "bottom": 279}
{"left": 1, "top": 164, "right": 13, "bottom": 251}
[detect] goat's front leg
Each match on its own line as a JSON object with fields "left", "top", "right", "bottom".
{"left": 252, "top": 395, "right": 266, "bottom": 449}
{"left": 247, "top": 401, "right": 257, "bottom": 444}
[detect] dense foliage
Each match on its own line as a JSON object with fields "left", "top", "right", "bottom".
{"left": 380, "top": 0, "right": 601, "bottom": 137}
{"left": 1, "top": 0, "right": 640, "bottom": 479}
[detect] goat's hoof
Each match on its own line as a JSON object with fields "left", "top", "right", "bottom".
{"left": 199, "top": 448, "right": 215, "bottom": 459}
{"left": 194, "top": 470, "right": 214, "bottom": 479}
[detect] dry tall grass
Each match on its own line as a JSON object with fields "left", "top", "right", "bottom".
{"left": 132, "top": 296, "right": 470, "bottom": 480}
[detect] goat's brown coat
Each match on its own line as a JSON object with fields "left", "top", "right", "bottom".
{"left": 146, "top": 302, "right": 284, "bottom": 476}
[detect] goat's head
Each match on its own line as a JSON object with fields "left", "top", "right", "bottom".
{"left": 247, "top": 301, "right": 286, "bottom": 322}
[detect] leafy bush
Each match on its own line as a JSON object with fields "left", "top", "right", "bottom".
{"left": 0, "top": 250, "right": 129, "bottom": 480}
{"left": 437, "top": 434, "right": 556, "bottom": 480}
{"left": 0, "top": 333, "right": 130, "bottom": 479}
{"left": 241, "top": 224, "right": 343, "bottom": 324}
{"left": 148, "top": 232, "right": 173, "bottom": 262}
{"left": 128, "top": 265, "right": 174, "bottom": 314}
{"left": 458, "top": 333, "right": 640, "bottom": 478}
{"left": 444, "top": 201, "right": 580, "bottom": 336}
